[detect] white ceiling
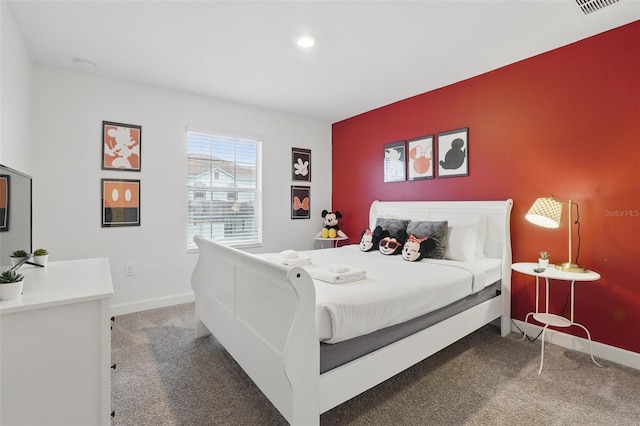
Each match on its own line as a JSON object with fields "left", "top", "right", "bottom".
{"left": 7, "top": 0, "right": 639, "bottom": 123}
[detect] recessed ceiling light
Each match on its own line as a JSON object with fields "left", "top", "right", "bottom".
{"left": 296, "top": 34, "right": 317, "bottom": 48}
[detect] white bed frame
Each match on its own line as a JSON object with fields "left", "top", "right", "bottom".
{"left": 192, "top": 199, "right": 513, "bottom": 425}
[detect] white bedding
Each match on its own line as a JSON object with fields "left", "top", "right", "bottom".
{"left": 261, "top": 245, "right": 501, "bottom": 344}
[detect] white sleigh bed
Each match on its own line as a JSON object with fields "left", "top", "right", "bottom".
{"left": 191, "top": 199, "right": 513, "bottom": 425}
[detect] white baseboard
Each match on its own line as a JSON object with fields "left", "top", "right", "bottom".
{"left": 511, "top": 319, "right": 640, "bottom": 371}
{"left": 110, "top": 292, "right": 195, "bottom": 316}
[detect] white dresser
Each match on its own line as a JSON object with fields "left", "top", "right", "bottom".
{"left": 0, "top": 258, "right": 114, "bottom": 426}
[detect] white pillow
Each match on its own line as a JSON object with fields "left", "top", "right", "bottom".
{"left": 445, "top": 220, "right": 479, "bottom": 262}
{"left": 429, "top": 214, "right": 486, "bottom": 260}
{"left": 473, "top": 216, "right": 487, "bottom": 258}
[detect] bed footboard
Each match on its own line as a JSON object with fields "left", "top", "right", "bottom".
{"left": 191, "top": 236, "right": 320, "bottom": 425}
{"left": 191, "top": 199, "right": 513, "bottom": 425}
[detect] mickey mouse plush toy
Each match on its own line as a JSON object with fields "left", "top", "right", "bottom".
{"left": 317, "top": 210, "right": 347, "bottom": 239}
{"left": 379, "top": 229, "right": 409, "bottom": 255}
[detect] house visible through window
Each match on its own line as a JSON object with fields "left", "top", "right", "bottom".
{"left": 186, "top": 130, "right": 262, "bottom": 250}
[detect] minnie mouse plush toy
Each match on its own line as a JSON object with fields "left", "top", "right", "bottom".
{"left": 401, "top": 234, "right": 437, "bottom": 261}
{"left": 359, "top": 226, "right": 388, "bottom": 252}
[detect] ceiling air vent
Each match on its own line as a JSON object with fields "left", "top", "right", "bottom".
{"left": 575, "top": 0, "right": 620, "bottom": 14}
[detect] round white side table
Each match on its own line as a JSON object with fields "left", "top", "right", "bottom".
{"left": 512, "top": 262, "right": 601, "bottom": 374}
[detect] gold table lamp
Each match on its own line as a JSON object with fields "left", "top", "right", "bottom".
{"left": 526, "top": 197, "right": 587, "bottom": 273}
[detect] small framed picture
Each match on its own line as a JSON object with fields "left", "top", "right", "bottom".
{"left": 407, "top": 135, "right": 434, "bottom": 180}
{"left": 292, "top": 147, "right": 311, "bottom": 182}
{"left": 102, "top": 121, "right": 142, "bottom": 171}
{"left": 383, "top": 141, "right": 406, "bottom": 182}
{"left": 291, "top": 186, "right": 310, "bottom": 219}
{"left": 437, "top": 128, "right": 468, "bottom": 178}
{"left": 102, "top": 179, "right": 141, "bottom": 227}
{"left": 0, "top": 175, "right": 9, "bottom": 232}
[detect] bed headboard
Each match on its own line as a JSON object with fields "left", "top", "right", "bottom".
{"left": 369, "top": 199, "right": 513, "bottom": 262}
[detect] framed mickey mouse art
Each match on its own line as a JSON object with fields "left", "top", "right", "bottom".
{"left": 437, "top": 128, "right": 468, "bottom": 178}
{"left": 101, "top": 178, "right": 141, "bottom": 227}
{"left": 291, "top": 186, "right": 310, "bottom": 219}
{"left": 102, "top": 121, "right": 142, "bottom": 171}
{"left": 383, "top": 141, "right": 406, "bottom": 182}
{"left": 292, "top": 147, "right": 311, "bottom": 182}
{"left": 408, "top": 135, "right": 434, "bottom": 181}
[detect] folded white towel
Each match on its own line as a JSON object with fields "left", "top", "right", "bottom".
{"left": 308, "top": 265, "right": 366, "bottom": 284}
{"left": 261, "top": 250, "right": 312, "bottom": 267}
{"left": 282, "top": 256, "right": 312, "bottom": 267}
{"left": 281, "top": 249, "right": 299, "bottom": 259}
{"left": 328, "top": 263, "right": 349, "bottom": 273}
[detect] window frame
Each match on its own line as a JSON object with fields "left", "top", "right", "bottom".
{"left": 186, "top": 129, "right": 262, "bottom": 251}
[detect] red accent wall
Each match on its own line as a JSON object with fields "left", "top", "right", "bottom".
{"left": 331, "top": 22, "right": 640, "bottom": 354}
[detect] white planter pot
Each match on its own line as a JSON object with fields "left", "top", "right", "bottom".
{"left": 10, "top": 257, "right": 28, "bottom": 267}
{"left": 32, "top": 255, "right": 48, "bottom": 267}
{"left": 0, "top": 280, "right": 24, "bottom": 300}
{"left": 538, "top": 258, "right": 549, "bottom": 268}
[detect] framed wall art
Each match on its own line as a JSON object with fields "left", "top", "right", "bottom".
{"left": 383, "top": 141, "right": 406, "bottom": 182}
{"left": 0, "top": 175, "right": 8, "bottom": 232}
{"left": 102, "top": 121, "right": 142, "bottom": 171}
{"left": 407, "top": 135, "right": 434, "bottom": 180}
{"left": 102, "top": 179, "right": 141, "bottom": 227}
{"left": 292, "top": 147, "right": 311, "bottom": 182}
{"left": 291, "top": 186, "right": 310, "bottom": 219}
{"left": 437, "top": 127, "right": 468, "bottom": 178}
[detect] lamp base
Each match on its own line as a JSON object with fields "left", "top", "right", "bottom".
{"left": 556, "top": 262, "right": 587, "bottom": 273}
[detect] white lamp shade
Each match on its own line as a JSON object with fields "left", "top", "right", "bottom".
{"left": 526, "top": 197, "right": 562, "bottom": 228}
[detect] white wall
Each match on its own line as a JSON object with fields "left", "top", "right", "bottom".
{"left": 0, "top": 1, "right": 33, "bottom": 170}
{"left": 30, "top": 66, "right": 331, "bottom": 314}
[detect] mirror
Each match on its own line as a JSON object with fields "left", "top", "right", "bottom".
{"left": 0, "top": 164, "right": 32, "bottom": 268}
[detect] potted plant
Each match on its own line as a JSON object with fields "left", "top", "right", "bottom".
{"left": 0, "top": 269, "right": 24, "bottom": 300}
{"left": 10, "top": 249, "right": 29, "bottom": 267}
{"left": 538, "top": 251, "right": 550, "bottom": 268}
{"left": 32, "top": 248, "right": 49, "bottom": 267}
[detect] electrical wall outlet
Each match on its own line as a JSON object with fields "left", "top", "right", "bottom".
{"left": 125, "top": 263, "right": 134, "bottom": 276}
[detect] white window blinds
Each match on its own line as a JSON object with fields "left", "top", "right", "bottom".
{"left": 186, "top": 130, "right": 262, "bottom": 250}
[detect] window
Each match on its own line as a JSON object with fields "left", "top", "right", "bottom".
{"left": 187, "top": 130, "right": 262, "bottom": 250}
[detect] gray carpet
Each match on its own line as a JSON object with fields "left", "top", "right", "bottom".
{"left": 111, "top": 303, "right": 640, "bottom": 425}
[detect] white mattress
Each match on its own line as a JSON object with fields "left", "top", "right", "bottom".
{"left": 263, "top": 245, "right": 502, "bottom": 344}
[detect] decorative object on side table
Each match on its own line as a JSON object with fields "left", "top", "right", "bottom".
{"left": 538, "top": 251, "right": 550, "bottom": 268}
{"left": 0, "top": 269, "right": 24, "bottom": 300}
{"left": 32, "top": 248, "right": 49, "bottom": 267}
{"left": 526, "top": 196, "right": 587, "bottom": 273}
{"left": 317, "top": 209, "right": 346, "bottom": 239}
{"left": 10, "top": 249, "right": 28, "bottom": 266}
{"left": 314, "top": 209, "right": 349, "bottom": 248}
